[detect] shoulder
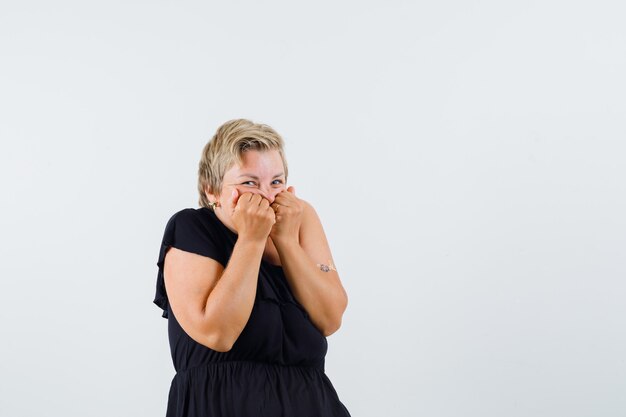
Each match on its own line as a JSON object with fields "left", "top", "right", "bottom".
{"left": 167, "top": 207, "right": 211, "bottom": 227}
{"left": 299, "top": 199, "right": 321, "bottom": 225}
{"left": 299, "top": 198, "right": 315, "bottom": 216}
{"left": 170, "top": 207, "right": 202, "bottom": 220}
{"left": 161, "top": 207, "right": 227, "bottom": 262}
{"left": 298, "top": 199, "right": 328, "bottom": 242}
{"left": 162, "top": 207, "right": 218, "bottom": 240}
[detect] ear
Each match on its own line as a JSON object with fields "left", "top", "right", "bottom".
{"left": 205, "top": 186, "right": 218, "bottom": 203}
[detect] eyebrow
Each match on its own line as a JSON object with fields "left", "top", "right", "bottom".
{"left": 237, "top": 172, "right": 285, "bottom": 180}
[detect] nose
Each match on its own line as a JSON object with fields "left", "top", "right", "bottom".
{"left": 263, "top": 191, "right": 276, "bottom": 204}
{"left": 244, "top": 189, "right": 275, "bottom": 204}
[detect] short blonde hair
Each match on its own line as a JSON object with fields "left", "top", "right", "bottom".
{"left": 197, "top": 118, "right": 289, "bottom": 208}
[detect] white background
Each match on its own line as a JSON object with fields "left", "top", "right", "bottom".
{"left": 1, "top": 1, "right": 625, "bottom": 416}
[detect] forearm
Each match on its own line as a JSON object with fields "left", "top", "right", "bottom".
{"left": 203, "top": 237, "right": 265, "bottom": 349}
{"left": 273, "top": 237, "right": 348, "bottom": 336}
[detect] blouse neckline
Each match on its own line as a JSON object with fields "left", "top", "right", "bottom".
{"left": 200, "top": 207, "right": 283, "bottom": 269}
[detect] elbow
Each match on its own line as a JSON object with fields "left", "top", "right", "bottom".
{"left": 323, "top": 297, "right": 348, "bottom": 337}
{"left": 322, "top": 318, "right": 342, "bottom": 337}
{"left": 322, "top": 293, "right": 348, "bottom": 337}
{"left": 204, "top": 332, "right": 235, "bottom": 352}
{"left": 200, "top": 310, "right": 243, "bottom": 352}
{"left": 214, "top": 342, "right": 234, "bottom": 353}
{"left": 201, "top": 322, "right": 238, "bottom": 352}
{"left": 322, "top": 313, "right": 345, "bottom": 337}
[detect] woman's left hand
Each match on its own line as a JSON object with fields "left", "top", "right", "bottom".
{"left": 269, "top": 186, "right": 304, "bottom": 245}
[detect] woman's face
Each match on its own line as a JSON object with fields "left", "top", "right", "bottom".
{"left": 210, "top": 149, "right": 287, "bottom": 218}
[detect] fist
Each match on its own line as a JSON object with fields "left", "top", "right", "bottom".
{"left": 269, "top": 186, "right": 303, "bottom": 244}
{"left": 230, "top": 189, "right": 276, "bottom": 242}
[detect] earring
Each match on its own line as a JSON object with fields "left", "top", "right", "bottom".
{"left": 208, "top": 201, "right": 220, "bottom": 210}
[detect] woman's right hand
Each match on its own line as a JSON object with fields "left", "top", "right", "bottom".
{"left": 229, "top": 189, "right": 276, "bottom": 242}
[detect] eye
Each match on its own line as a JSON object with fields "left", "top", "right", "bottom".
{"left": 241, "top": 180, "right": 284, "bottom": 186}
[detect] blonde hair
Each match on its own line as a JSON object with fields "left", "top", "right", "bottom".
{"left": 197, "top": 118, "right": 289, "bottom": 208}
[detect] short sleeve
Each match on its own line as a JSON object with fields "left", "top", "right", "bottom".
{"left": 153, "top": 208, "right": 227, "bottom": 319}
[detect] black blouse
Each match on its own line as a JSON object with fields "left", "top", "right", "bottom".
{"left": 153, "top": 207, "right": 352, "bottom": 416}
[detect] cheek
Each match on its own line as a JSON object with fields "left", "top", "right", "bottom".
{"left": 233, "top": 188, "right": 269, "bottom": 202}
{"left": 271, "top": 189, "right": 285, "bottom": 200}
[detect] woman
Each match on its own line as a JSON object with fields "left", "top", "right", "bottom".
{"left": 153, "top": 118, "right": 352, "bottom": 416}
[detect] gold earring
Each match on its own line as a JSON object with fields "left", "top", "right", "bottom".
{"left": 208, "top": 201, "right": 219, "bottom": 210}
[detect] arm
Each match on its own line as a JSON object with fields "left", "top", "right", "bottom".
{"left": 165, "top": 236, "right": 266, "bottom": 352}
{"left": 203, "top": 237, "right": 267, "bottom": 349}
{"left": 272, "top": 200, "right": 349, "bottom": 337}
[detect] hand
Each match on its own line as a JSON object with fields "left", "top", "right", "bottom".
{"left": 230, "top": 189, "right": 276, "bottom": 242}
{"left": 269, "top": 186, "right": 303, "bottom": 245}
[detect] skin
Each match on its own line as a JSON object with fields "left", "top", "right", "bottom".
{"left": 206, "top": 149, "right": 289, "bottom": 263}
{"left": 204, "top": 149, "right": 349, "bottom": 336}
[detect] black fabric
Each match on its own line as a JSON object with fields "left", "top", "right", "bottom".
{"left": 153, "top": 207, "right": 352, "bottom": 416}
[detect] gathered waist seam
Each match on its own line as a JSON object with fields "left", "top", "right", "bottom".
{"left": 177, "top": 360, "right": 323, "bottom": 375}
